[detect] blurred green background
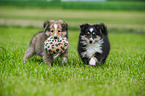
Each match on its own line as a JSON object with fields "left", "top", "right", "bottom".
{"left": 0, "top": 0, "right": 145, "bottom": 33}
{"left": 0, "top": 0, "right": 145, "bottom": 10}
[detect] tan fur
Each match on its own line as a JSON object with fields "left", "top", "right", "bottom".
{"left": 81, "top": 35, "right": 101, "bottom": 44}
{"left": 81, "top": 36, "right": 89, "bottom": 43}
{"left": 93, "top": 35, "right": 101, "bottom": 42}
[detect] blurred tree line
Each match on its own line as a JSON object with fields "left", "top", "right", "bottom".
{"left": 0, "top": 0, "right": 144, "bottom": 10}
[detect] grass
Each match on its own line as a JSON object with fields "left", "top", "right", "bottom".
{"left": 0, "top": 26, "right": 145, "bottom": 96}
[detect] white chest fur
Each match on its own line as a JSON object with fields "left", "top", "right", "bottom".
{"left": 81, "top": 39, "right": 104, "bottom": 58}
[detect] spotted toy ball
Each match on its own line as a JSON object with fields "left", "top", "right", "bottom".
{"left": 44, "top": 37, "right": 68, "bottom": 54}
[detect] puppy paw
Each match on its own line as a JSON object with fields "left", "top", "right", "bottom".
{"left": 89, "top": 57, "right": 97, "bottom": 65}
{"left": 62, "top": 57, "right": 67, "bottom": 64}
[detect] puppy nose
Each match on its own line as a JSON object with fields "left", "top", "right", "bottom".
{"left": 54, "top": 36, "right": 58, "bottom": 39}
{"left": 89, "top": 40, "right": 93, "bottom": 44}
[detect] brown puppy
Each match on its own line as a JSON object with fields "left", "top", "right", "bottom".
{"left": 23, "top": 20, "right": 68, "bottom": 65}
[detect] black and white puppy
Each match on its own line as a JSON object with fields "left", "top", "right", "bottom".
{"left": 78, "top": 23, "right": 110, "bottom": 66}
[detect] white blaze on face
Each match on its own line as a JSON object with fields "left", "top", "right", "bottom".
{"left": 89, "top": 28, "right": 94, "bottom": 43}
{"left": 54, "top": 24, "right": 58, "bottom": 36}
{"left": 89, "top": 28, "right": 94, "bottom": 33}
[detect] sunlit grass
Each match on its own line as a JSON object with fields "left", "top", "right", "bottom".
{"left": 0, "top": 27, "right": 144, "bottom": 96}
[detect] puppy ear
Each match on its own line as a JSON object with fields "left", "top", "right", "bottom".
{"left": 80, "top": 23, "right": 90, "bottom": 32}
{"left": 95, "top": 23, "right": 108, "bottom": 36}
{"left": 44, "top": 20, "right": 55, "bottom": 28}
{"left": 57, "top": 20, "right": 68, "bottom": 31}
{"left": 62, "top": 23, "right": 68, "bottom": 31}
{"left": 44, "top": 20, "right": 49, "bottom": 28}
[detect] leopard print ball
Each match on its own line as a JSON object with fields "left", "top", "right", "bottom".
{"left": 44, "top": 37, "right": 68, "bottom": 54}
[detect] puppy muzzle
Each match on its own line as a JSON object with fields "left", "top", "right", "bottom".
{"left": 89, "top": 38, "right": 93, "bottom": 44}
{"left": 54, "top": 36, "right": 58, "bottom": 39}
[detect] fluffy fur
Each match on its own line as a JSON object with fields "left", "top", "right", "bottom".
{"left": 78, "top": 23, "right": 110, "bottom": 65}
{"left": 23, "top": 20, "right": 68, "bottom": 65}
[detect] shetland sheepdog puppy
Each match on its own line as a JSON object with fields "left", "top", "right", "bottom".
{"left": 78, "top": 23, "right": 110, "bottom": 66}
{"left": 23, "top": 20, "right": 68, "bottom": 65}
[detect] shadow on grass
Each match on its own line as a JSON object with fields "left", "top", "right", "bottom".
{"left": 28, "top": 56, "right": 43, "bottom": 64}
{"left": 26, "top": 55, "right": 108, "bottom": 70}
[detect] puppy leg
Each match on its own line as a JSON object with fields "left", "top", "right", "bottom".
{"left": 23, "top": 46, "right": 35, "bottom": 61}
{"left": 89, "top": 56, "right": 97, "bottom": 65}
{"left": 94, "top": 53, "right": 105, "bottom": 65}
{"left": 62, "top": 51, "right": 68, "bottom": 64}
{"left": 43, "top": 51, "right": 53, "bottom": 66}
{"left": 100, "top": 57, "right": 106, "bottom": 64}
{"left": 53, "top": 53, "right": 60, "bottom": 59}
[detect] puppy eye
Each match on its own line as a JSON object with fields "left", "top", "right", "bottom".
{"left": 58, "top": 30, "right": 61, "bottom": 32}
{"left": 87, "top": 32, "right": 90, "bottom": 34}
{"left": 51, "top": 30, "right": 54, "bottom": 32}
{"left": 93, "top": 32, "right": 95, "bottom": 35}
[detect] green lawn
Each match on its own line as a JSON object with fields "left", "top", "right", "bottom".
{"left": 0, "top": 27, "right": 145, "bottom": 96}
